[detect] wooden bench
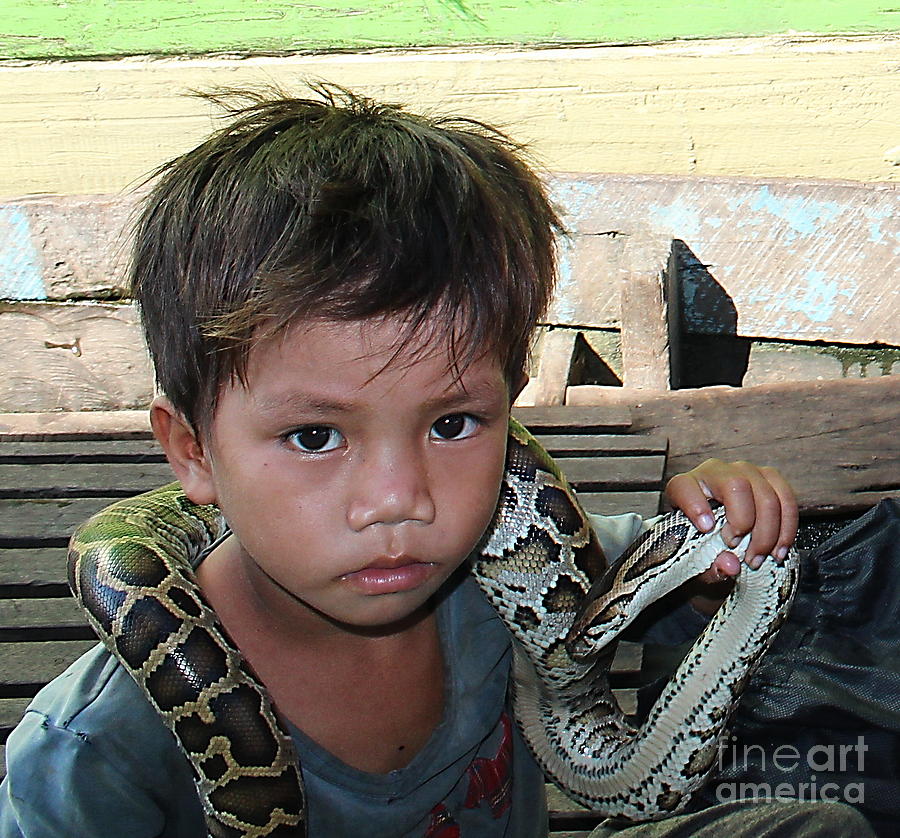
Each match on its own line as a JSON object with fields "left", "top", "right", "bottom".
{"left": 0, "top": 405, "right": 667, "bottom": 834}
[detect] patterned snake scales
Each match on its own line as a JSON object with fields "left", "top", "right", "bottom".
{"left": 67, "top": 418, "right": 799, "bottom": 836}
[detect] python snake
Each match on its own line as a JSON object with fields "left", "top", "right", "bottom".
{"left": 67, "top": 418, "right": 799, "bottom": 836}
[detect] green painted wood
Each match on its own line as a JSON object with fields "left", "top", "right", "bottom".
{"left": 1, "top": 1, "right": 897, "bottom": 60}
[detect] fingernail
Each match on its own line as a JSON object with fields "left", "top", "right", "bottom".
{"left": 749, "top": 555, "right": 766, "bottom": 569}
{"left": 726, "top": 533, "right": 742, "bottom": 549}
{"left": 776, "top": 546, "right": 788, "bottom": 562}
{"left": 698, "top": 513, "right": 715, "bottom": 531}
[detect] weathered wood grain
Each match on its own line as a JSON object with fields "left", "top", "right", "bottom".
{"left": 0, "top": 597, "right": 88, "bottom": 631}
{"left": 619, "top": 239, "right": 678, "bottom": 389}
{"left": 3, "top": 170, "right": 896, "bottom": 352}
{"left": 554, "top": 176, "right": 900, "bottom": 346}
{"left": 528, "top": 434, "right": 668, "bottom": 455}
{"left": 0, "top": 698, "right": 31, "bottom": 733}
{"left": 0, "top": 410, "right": 151, "bottom": 440}
{"left": 0, "top": 498, "right": 122, "bottom": 542}
{"left": 514, "top": 405, "right": 632, "bottom": 432}
{"left": 519, "top": 328, "right": 578, "bottom": 407}
{"left": 552, "top": 456, "right": 666, "bottom": 490}
{"left": 0, "top": 438, "right": 163, "bottom": 461}
{"left": 0, "top": 303, "right": 153, "bottom": 413}
{"left": 568, "top": 376, "right": 900, "bottom": 514}
{"left": 0, "top": 547, "right": 69, "bottom": 588}
{"left": 0, "top": 640, "right": 96, "bottom": 692}
{"left": 0, "top": 462, "right": 173, "bottom": 495}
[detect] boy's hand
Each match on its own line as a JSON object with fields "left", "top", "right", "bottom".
{"left": 665, "top": 459, "right": 798, "bottom": 615}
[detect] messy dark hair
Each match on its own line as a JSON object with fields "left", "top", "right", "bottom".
{"left": 130, "top": 84, "right": 563, "bottom": 432}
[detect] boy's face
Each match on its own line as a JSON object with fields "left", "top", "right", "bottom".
{"left": 181, "top": 314, "right": 515, "bottom": 633}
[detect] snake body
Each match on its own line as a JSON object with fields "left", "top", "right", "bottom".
{"left": 67, "top": 418, "right": 798, "bottom": 835}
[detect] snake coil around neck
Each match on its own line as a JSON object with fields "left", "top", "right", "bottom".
{"left": 68, "top": 418, "right": 798, "bottom": 836}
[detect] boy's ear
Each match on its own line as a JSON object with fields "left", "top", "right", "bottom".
{"left": 149, "top": 397, "right": 218, "bottom": 506}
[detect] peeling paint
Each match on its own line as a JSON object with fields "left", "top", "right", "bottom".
{"left": 778, "top": 271, "right": 858, "bottom": 324}
{"left": 739, "top": 187, "right": 844, "bottom": 243}
{"left": 550, "top": 174, "right": 899, "bottom": 345}
{"left": 648, "top": 202, "right": 704, "bottom": 241}
{"left": 550, "top": 180, "right": 605, "bottom": 225}
{"left": 551, "top": 237, "right": 577, "bottom": 323}
{"left": 0, "top": 207, "right": 45, "bottom": 300}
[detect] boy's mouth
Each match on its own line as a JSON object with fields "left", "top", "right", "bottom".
{"left": 340, "top": 557, "right": 438, "bottom": 595}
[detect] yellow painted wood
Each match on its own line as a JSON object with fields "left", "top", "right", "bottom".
{"left": 1, "top": 35, "right": 898, "bottom": 198}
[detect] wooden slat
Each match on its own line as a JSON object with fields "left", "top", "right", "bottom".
{"left": 538, "top": 434, "right": 668, "bottom": 456}
{"left": 556, "top": 455, "right": 666, "bottom": 490}
{"left": 514, "top": 405, "right": 632, "bottom": 432}
{"left": 0, "top": 410, "right": 152, "bottom": 441}
{"left": 0, "top": 547, "right": 69, "bottom": 588}
{"left": 0, "top": 598, "right": 88, "bottom": 632}
{"left": 0, "top": 438, "right": 164, "bottom": 461}
{"left": 0, "top": 462, "right": 173, "bottom": 495}
{"left": 569, "top": 376, "right": 900, "bottom": 514}
{"left": 0, "top": 640, "right": 96, "bottom": 694}
{"left": 0, "top": 497, "right": 121, "bottom": 542}
{"left": 1, "top": 698, "right": 32, "bottom": 737}
{"left": 0, "top": 303, "right": 154, "bottom": 414}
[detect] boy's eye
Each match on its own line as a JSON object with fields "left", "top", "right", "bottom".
{"left": 431, "top": 413, "right": 479, "bottom": 441}
{"left": 286, "top": 426, "right": 344, "bottom": 453}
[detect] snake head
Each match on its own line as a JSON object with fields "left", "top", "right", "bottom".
{"left": 564, "top": 509, "right": 736, "bottom": 662}
{"left": 564, "top": 551, "right": 635, "bottom": 661}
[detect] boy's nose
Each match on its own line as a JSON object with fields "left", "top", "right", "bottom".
{"left": 346, "top": 449, "right": 436, "bottom": 530}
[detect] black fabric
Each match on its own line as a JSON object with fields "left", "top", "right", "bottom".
{"left": 641, "top": 499, "right": 900, "bottom": 835}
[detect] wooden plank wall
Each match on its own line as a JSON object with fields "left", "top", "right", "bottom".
{"left": 568, "top": 376, "right": 900, "bottom": 516}
{"left": 2, "top": 171, "right": 897, "bottom": 412}
{"left": 2, "top": 37, "right": 900, "bottom": 200}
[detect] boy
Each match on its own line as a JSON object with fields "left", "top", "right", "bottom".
{"left": 0, "top": 86, "right": 873, "bottom": 837}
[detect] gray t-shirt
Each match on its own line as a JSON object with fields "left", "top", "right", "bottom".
{"left": 0, "top": 572, "right": 545, "bottom": 838}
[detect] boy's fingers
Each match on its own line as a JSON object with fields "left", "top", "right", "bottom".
{"left": 665, "top": 470, "right": 719, "bottom": 533}
{"left": 757, "top": 466, "right": 798, "bottom": 563}
{"left": 666, "top": 459, "right": 799, "bottom": 567}
{"left": 737, "top": 466, "right": 797, "bottom": 567}
{"left": 715, "top": 471, "right": 758, "bottom": 549}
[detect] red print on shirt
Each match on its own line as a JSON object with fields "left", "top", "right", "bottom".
{"left": 424, "top": 712, "right": 514, "bottom": 837}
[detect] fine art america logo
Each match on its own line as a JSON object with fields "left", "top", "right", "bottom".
{"left": 714, "top": 735, "right": 867, "bottom": 805}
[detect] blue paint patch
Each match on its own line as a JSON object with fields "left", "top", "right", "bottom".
{"left": 549, "top": 179, "right": 605, "bottom": 224}
{"left": 647, "top": 202, "right": 703, "bottom": 240}
{"left": 778, "top": 270, "right": 858, "bottom": 323}
{"left": 739, "top": 187, "right": 843, "bottom": 244}
{"left": 0, "top": 207, "right": 46, "bottom": 299}
{"left": 551, "top": 236, "right": 576, "bottom": 322}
